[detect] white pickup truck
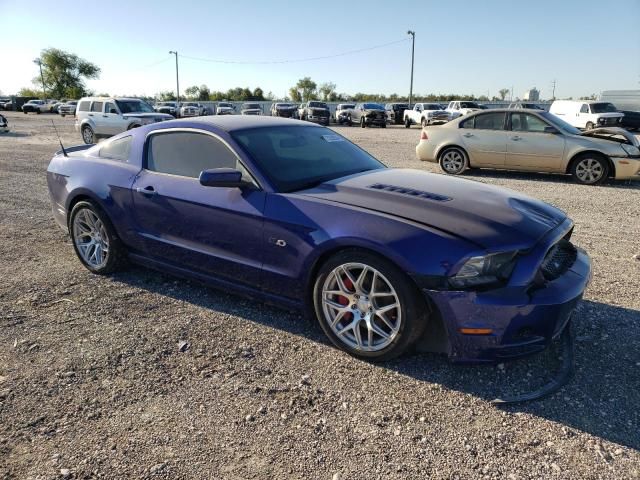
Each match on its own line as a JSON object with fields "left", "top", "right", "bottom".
{"left": 445, "top": 101, "right": 484, "bottom": 120}
{"left": 403, "top": 103, "right": 450, "bottom": 128}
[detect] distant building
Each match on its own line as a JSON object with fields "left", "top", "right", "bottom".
{"left": 523, "top": 87, "right": 540, "bottom": 101}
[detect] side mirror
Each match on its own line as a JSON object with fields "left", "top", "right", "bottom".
{"left": 543, "top": 126, "right": 560, "bottom": 134}
{"left": 199, "top": 168, "right": 247, "bottom": 188}
{"left": 110, "top": 108, "right": 117, "bottom": 114}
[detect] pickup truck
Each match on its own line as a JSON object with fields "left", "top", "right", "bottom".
{"left": 445, "top": 101, "right": 483, "bottom": 120}
{"left": 299, "top": 101, "right": 331, "bottom": 125}
{"left": 334, "top": 103, "right": 355, "bottom": 124}
{"left": 403, "top": 103, "right": 449, "bottom": 128}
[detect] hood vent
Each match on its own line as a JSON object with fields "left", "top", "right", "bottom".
{"left": 369, "top": 183, "right": 451, "bottom": 202}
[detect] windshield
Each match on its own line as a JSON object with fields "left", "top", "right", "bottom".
{"left": 424, "top": 104, "right": 441, "bottom": 110}
{"left": 243, "top": 104, "right": 260, "bottom": 109}
{"left": 590, "top": 102, "right": 617, "bottom": 113}
{"left": 276, "top": 103, "right": 293, "bottom": 108}
{"left": 232, "top": 125, "right": 385, "bottom": 193}
{"left": 184, "top": 103, "right": 198, "bottom": 106}
{"left": 460, "top": 102, "right": 480, "bottom": 108}
{"left": 116, "top": 100, "right": 155, "bottom": 114}
{"left": 159, "top": 102, "right": 176, "bottom": 107}
{"left": 339, "top": 104, "right": 355, "bottom": 110}
{"left": 308, "top": 102, "right": 328, "bottom": 108}
{"left": 218, "top": 103, "right": 232, "bottom": 108}
{"left": 363, "top": 103, "right": 384, "bottom": 110}
{"left": 541, "top": 112, "right": 582, "bottom": 135}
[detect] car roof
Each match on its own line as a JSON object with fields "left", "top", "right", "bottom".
{"left": 176, "top": 115, "right": 320, "bottom": 132}
{"left": 79, "top": 97, "right": 142, "bottom": 102}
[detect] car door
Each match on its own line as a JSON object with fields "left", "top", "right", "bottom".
{"left": 577, "top": 103, "right": 590, "bottom": 128}
{"left": 89, "top": 100, "right": 104, "bottom": 130}
{"left": 506, "top": 112, "right": 565, "bottom": 171}
{"left": 102, "top": 101, "right": 126, "bottom": 135}
{"left": 131, "top": 129, "right": 266, "bottom": 289}
{"left": 458, "top": 112, "right": 507, "bottom": 167}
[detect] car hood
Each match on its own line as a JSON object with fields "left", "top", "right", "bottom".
{"left": 580, "top": 127, "right": 640, "bottom": 147}
{"left": 298, "top": 169, "right": 567, "bottom": 249}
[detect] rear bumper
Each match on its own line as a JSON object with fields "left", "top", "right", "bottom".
{"left": 423, "top": 247, "right": 591, "bottom": 363}
{"left": 415, "top": 140, "right": 439, "bottom": 162}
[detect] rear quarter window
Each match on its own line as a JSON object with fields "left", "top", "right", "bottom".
{"left": 99, "top": 136, "right": 132, "bottom": 162}
{"left": 78, "top": 101, "right": 90, "bottom": 112}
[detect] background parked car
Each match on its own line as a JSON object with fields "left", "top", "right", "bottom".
{"left": 416, "top": 108, "right": 640, "bottom": 185}
{"left": 333, "top": 104, "right": 355, "bottom": 124}
{"left": 155, "top": 101, "right": 179, "bottom": 117}
{"left": 549, "top": 100, "right": 624, "bottom": 130}
{"left": 270, "top": 103, "right": 298, "bottom": 118}
{"left": 180, "top": 102, "right": 205, "bottom": 117}
{"left": 403, "top": 103, "right": 449, "bottom": 128}
{"left": 216, "top": 102, "right": 236, "bottom": 115}
{"left": 445, "top": 101, "right": 483, "bottom": 119}
{"left": 76, "top": 97, "right": 173, "bottom": 144}
{"left": 350, "top": 103, "right": 387, "bottom": 128}
{"left": 508, "top": 102, "right": 545, "bottom": 110}
{"left": 385, "top": 103, "right": 409, "bottom": 125}
{"left": 0, "top": 113, "right": 8, "bottom": 133}
{"left": 48, "top": 100, "right": 63, "bottom": 113}
{"left": 299, "top": 101, "right": 331, "bottom": 125}
{"left": 600, "top": 90, "right": 640, "bottom": 131}
{"left": 58, "top": 101, "right": 78, "bottom": 117}
{"left": 22, "top": 100, "right": 50, "bottom": 114}
{"left": 240, "top": 103, "right": 263, "bottom": 115}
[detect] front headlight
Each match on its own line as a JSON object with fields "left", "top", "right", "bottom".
{"left": 449, "top": 251, "right": 518, "bottom": 289}
{"left": 620, "top": 144, "right": 640, "bottom": 156}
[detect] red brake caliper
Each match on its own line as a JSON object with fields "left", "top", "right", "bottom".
{"left": 338, "top": 276, "right": 354, "bottom": 321}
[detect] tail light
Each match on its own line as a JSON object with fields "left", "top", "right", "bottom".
{"left": 420, "top": 131, "right": 428, "bottom": 140}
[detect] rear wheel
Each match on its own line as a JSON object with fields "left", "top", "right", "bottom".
{"left": 571, "top": 153, "right": 608, "bottom": 185}
{"left": 439, "top": 147, "right": 469, "bottom": 175}
{"left": 404, "top": 117, "right": 411, "bottom": 128}
{"left": 360, "top": 117, "right": 366, "bottom": 128}
{"left": 81, "top": 125, "right": 95, "bottom": 144}
{"left": 60, "top": 114, "right": 66, "bottom": 117}
{"left": 69, "top": 200, "right": 126, "bottom": 274}
{"left": 313, "top": 250, "right": 427, "bottom": 361}
{"left": 585, "top": 121, "right": 595, "bottom": 130}
{"left": 381, "top": 122, "right": 386, "bottom": 128}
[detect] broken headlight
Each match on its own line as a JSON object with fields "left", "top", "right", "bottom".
{"left": 449, "top": 251, "right": 518, "bottom": 289}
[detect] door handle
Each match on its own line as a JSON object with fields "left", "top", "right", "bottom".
{"left": 511, "top": 135, "right": 521, "bottom": 141}
{"left": 463, "top": 133, "right": 474, "bottom": 138}
{"left": 135, "top": 186, "right": 157, "bottom": 196}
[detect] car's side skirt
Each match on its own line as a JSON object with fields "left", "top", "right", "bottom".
{"left": 127, "top": 252, "right": 304, "bottom": 312}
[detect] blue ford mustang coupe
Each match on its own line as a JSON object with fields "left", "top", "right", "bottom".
{"left": 46, "top": 116, "right": 591, "bottom": 363}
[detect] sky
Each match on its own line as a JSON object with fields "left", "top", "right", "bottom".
{"left": 1, "top": 0, "right": 639, "bottom": 100}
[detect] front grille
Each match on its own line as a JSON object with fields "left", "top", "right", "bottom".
{"left": 312, "top": 109, "right": 328, "bottom": 117}
{"left": 598, "top": 117, "right": 621, "bottom": 126}
{"left": 540, "top": 239, "right": 577, "bottom": 281}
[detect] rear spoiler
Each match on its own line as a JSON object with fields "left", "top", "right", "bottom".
{"left": 55, "top": 144, "right": 94, "bottom": 156}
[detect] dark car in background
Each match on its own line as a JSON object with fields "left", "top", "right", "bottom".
{"left": 351, "top": 103, "right": 387, "bottom": 128}
{"left": 270, "top": 103, "right": 298, "bottom": 118}
{"left": 299, "top": 101, "right": 330, "bottom": 125}
{"left": 385, "top": 103, "right": 409, "bottom": 125}
{"left": 600, "top": 90, "right": 640, "bottom": 131}
{"left": 46, "top": 115, "right": 591, "bottom": 364}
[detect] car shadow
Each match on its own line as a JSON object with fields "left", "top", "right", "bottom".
{"left": 0, "top": 132, "right": 31, "bottom": 138}
{"left": 111, "top": 267, "right": 639, "bottom": 450}
{"left": 463, "top": 168, "right": 640, "bottom": 188}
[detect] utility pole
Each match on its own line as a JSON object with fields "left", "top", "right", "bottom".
{"left": 551, "top": 79, "right": 557, "bottom": 100}
{"left": 33, "top": 58, "right": 46, "bottom": 100}
{"left": 407, "top": 30, "right": 415, "bottom": 108}
{"left": 510, "top": 85, "right": 514, "bottom": 102}
{"left": 169, "top": 51, "right": 180, "bottom": 115}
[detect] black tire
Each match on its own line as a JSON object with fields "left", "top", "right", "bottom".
{"left": 421, "top": 118, "right": 427, "bottom": 128}
{"left": 381, "top": 122, "right": 386, "bottom": 128}
{"left": 68, "top": 200, "right": 127, "bottom": 274}
{"left": 404, "top": 117, "right": 411, "bottom": 128}
{"left": 585, "top": 121, "right": 595, "bottom": 130}
{"left": 360, "top": 117, "right": 366, "bottom": 128}
{"left": 313, "top": 249, "right": 428, "bottom": 361}
{"left": 81, "top": 125, "right": 95, "bottom": 144}
{"left": 347, "top": 115, "right": 353, "bottom": 127}
{"left": 570, "top": 153, "right": 609, "bottom": 185}
{"left": 438, "top": 146, "right": 469, "bottom": 175}
{"left": 23, "top": 110, "right": 28, "bottom": 115}
{"left": 60, "top": 114, "right": 66, "bottom": 117}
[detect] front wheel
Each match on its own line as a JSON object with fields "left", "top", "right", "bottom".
{"left": 421, "top": 118, "right": 427, "bottom": 127}
{"left": 381, "top": 122, "right": 386, "bottom": 128}
{"left": 81, "top": 125, "right": 95, "bottom": 144}
{"left": 571, "top": 154, "right": 608, "bottom": 185}
{"left": 360, "top": 117, "right": 366, "bottom": 128}
{"left": 439, "top": 147, "right": 469, "bottom": 175}
{"left": 60, "top": 114, "right": 66, "bottom": 117}
{"left": 313, "top": 250, "right": 427, "bottom": 361}
{"left": 69, "top": 200, "right": 127, "bottom": 274}
{"left": 585, "top": 121, "right": 595, "bottom": 130}
{"left": 404, "top": 117, "right": 411, "bottom": 128}
{"left": 347, "top": 115, "right": 353, "bottom": 126}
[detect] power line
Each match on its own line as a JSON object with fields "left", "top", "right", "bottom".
{"left": 179, "top": 38, "right": 410, "bottom": 65}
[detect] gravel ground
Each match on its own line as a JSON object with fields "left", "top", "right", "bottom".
{"left": 0, "top": 111, "right": 638, "bottom": 479}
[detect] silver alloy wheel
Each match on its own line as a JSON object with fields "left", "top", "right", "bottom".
{"left": 72, "top": 208, "right": 109, "bottom": 268}
{"left": 575, "top": 157, "right": 604, "bottom": 184}
{"left": 82, "top": 126, "right": 94, "bottom": 144}
{"left": 441, "top": 149, "right": 465, "bottom": 173}
{"left": 321, "top": 263, "right": 402, "bottom": 352}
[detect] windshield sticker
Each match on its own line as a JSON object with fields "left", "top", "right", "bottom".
{"left": 321, "top": 134, "right": 344, "bottom": 143}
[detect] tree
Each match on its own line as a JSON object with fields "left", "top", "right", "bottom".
{"left": 318, "top": 82, "right": 336, "bottom": 101}
{"left": 184, "top": 85, "right": 200, "bottom": 99}
{"left": 18, "top": 87, "right": 44, "bottom": 97}
{"left": 252, "top": 87, "right": 264, "bottom": 100}
{"left": 157, "top": 91, "right": 177, "bottom": 101}
{"left": 34, "top": 48, "right": 100, "bottom": 99}
{"left": 198, "top": 85, "right": 210, "bottom": 101}
{"left": 498, "top": 88, "right": 510, "bottom": 101}
{"left": 289, "top": 87, "right": 302, "bottom": 103}
{"left": 291, "top": 77, "right": 317, "bottom": 102}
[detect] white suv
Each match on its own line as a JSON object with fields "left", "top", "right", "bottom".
{"left": 445, "top": 101, "right": 483, "bottom": 119}
{"left": 75, "top": 97, "right": 173, "bottom": 144}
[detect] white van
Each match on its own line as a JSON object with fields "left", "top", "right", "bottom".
{"left": 549, "top": 100, "right": 623, "bottom": 129}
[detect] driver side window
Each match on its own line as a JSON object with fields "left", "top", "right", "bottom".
{"left": 105, "top": 102, "right": 117, "bottom": 115}
{"left": 146, "top": 131, "right": 246, "bottom": 180}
